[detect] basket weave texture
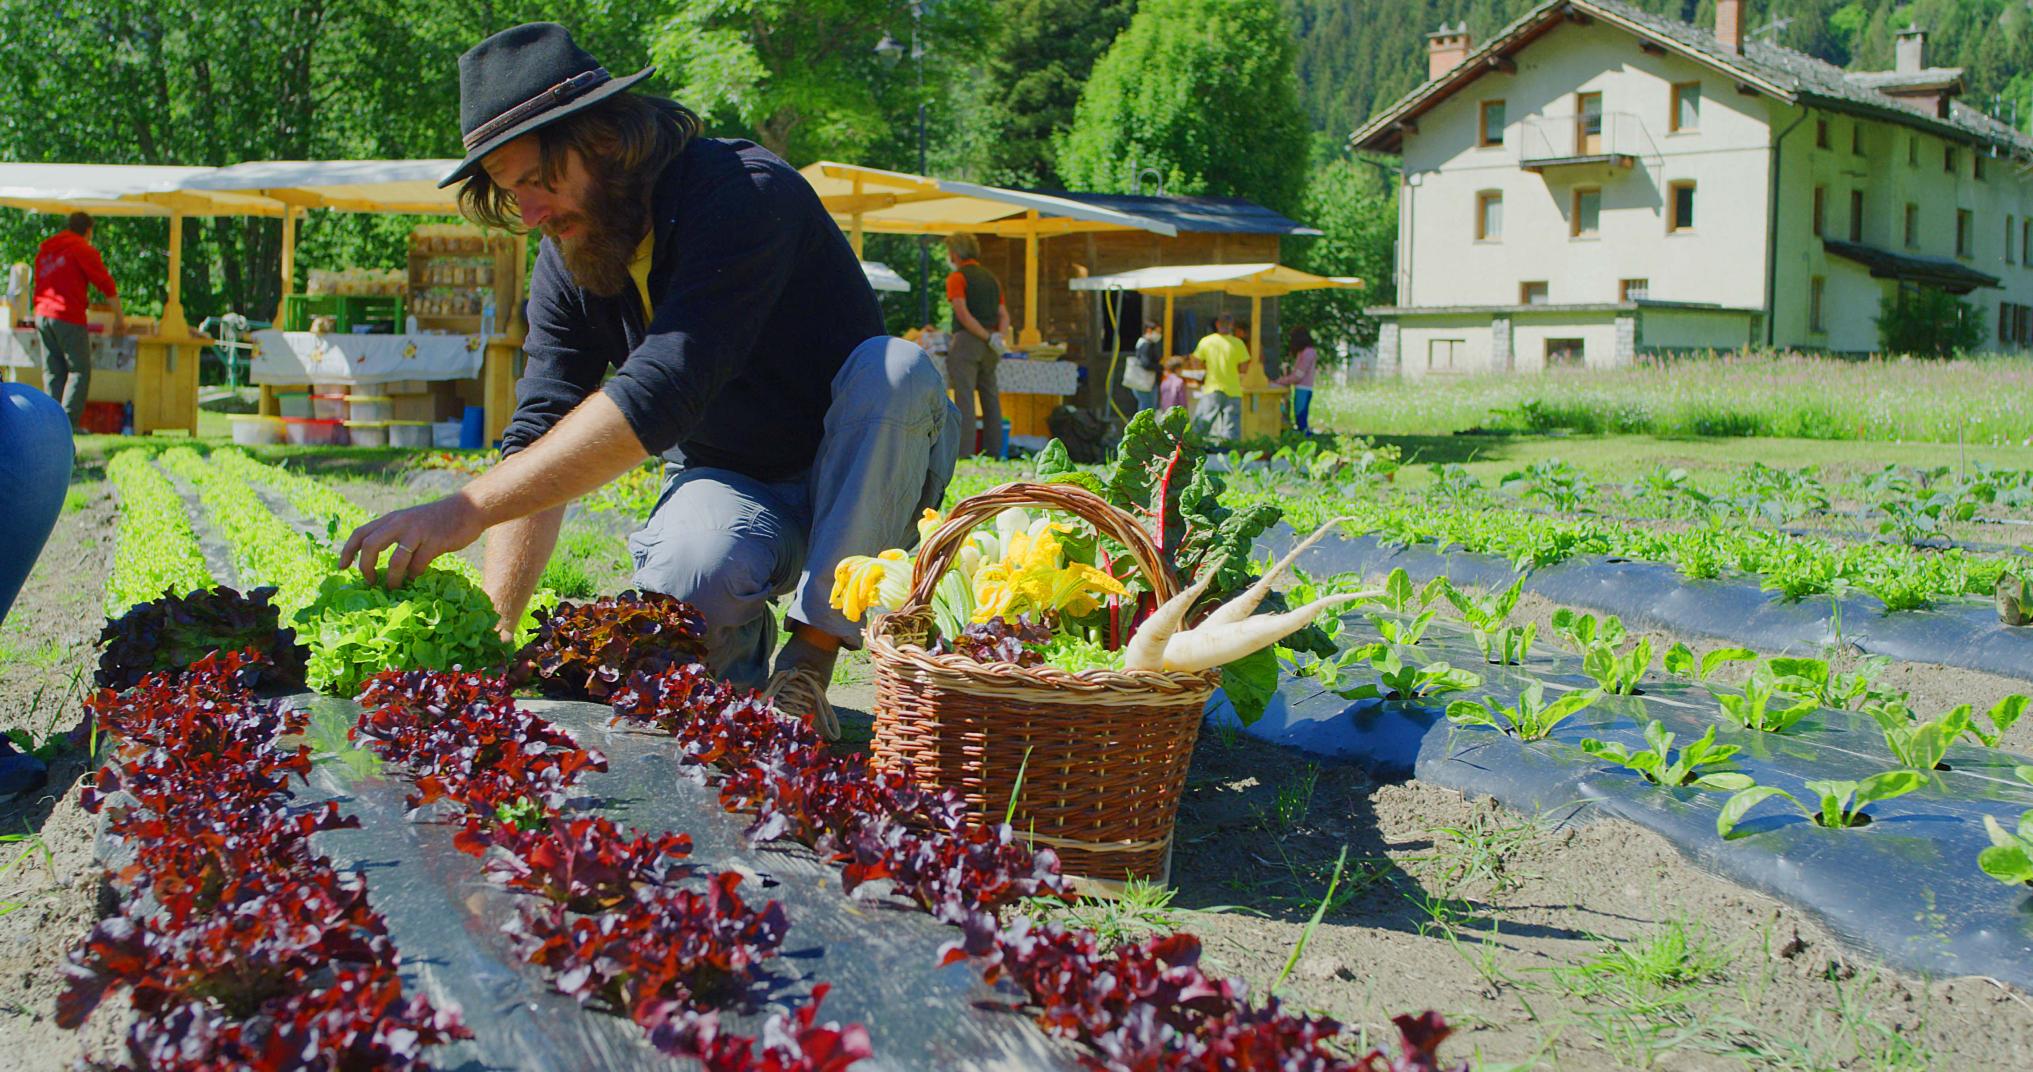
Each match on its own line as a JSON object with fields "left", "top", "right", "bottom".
{"left": 867, "top": 482, "right": 1218, "bottom": 884}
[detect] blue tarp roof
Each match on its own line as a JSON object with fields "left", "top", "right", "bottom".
{"left": 1021, "top": 190, "right": 1319, "bottom": 237}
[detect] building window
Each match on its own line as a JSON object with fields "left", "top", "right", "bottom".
{"left": 1908, "top": 137, "right": 1919, "bottom": 166}
{"left": 1945, "top": 146, "right": 1958, "bottom": 174}
{"left": 1976, "top": 154, "right": 1987, "bottom": 181}
{"left": 1620, "top": 278, "right": 1650, "bottom": 302}
{"left": 1958, "top": 210, "right": 1974, "bottom": 257}
{"left": 1816, "top": 118, "right": 1830, "bottom": 149}
{"left": 1479, "top": 99, "right": 1506, "bottom": 147}
{"left": 2002, "top": 304, "right": 2013, "bottom": 345}
{"left": 1671, "top": 82, "right": 1700, "bottom": 132}
{"left": 1475, "top": 191, "right": 1504, "bottom": 240}
{"left": 1545, "top": 338, "right": 1586, "bottom": 368}
{"left": 1849, "top": 190, "right": 1864, "bottom": 243}
{"left": 1810, "top": 276, "right": 1826, "bottom": 333}
{"left": 2023, "top": 220, "right": 2031, "bottom": 267}
{"left": 1572, "top": 187, "right": 1602, "bottom": 237}
{"left": 1427, "top": 338, "right": 1464, "bottom": 372}
{"left": 1575, "top": 91, "right": 1604, "bottom": 154}
{"left": 1812, "top": 186, "right": 1826, "bottom": 237}
{"left": 1520, "top": 281, "right": 1550, "bottom": 305}
{"left": 1668, "top": 181, "right": 1697, "bottom": 232}
{"left": 1905, "top": 204, "right": 1919, "bottom": 249}
{"left": 2010, "top": 216, "right": 2018, "bottom": 265}
{"left": 1851, "top": 124, "right": 1864, "bottom": 155}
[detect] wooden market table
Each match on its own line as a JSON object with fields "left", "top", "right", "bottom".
{"left": 1, "top": 326, "right": 204, "bottom": 434}
{"left": 943, "top": 353, "right": 1079, "bottom": 439}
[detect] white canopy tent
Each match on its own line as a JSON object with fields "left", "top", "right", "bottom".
{"left": 860, "top": 261, "right": 909, "bottom": 293}
{"left": 1071, "top": 262, "right": 1365, "bottom": 362}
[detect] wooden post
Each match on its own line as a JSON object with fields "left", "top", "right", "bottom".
{"left": 1162, "top": 292, "right": 1176, "bottom": 362}
{"left": 483, "top": 336, "right": 518, "bottom": 447}
{"left": 849, "top": 177, "right": 865, "bottom": 258}
{"left": 160, "top": 213, "right": 189, "bottom": 340}
{"left": 277, "top": 205, "right": 298, "bottom": 318}
{"left": 1020, "top": 211, "right": 1042, "bottom": 347}
{"left": 1249, "top": 294, "right": 1263, "bottom": 363}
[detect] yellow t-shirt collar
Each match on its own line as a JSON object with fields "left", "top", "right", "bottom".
{"left": 627, "top": 231, "right": 654, "bottom": 323}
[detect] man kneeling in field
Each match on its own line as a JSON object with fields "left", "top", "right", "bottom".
{"left": 341, "top": 23, "right": 961, "bottom": 739}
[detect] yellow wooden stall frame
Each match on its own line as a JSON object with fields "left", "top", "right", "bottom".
{"left": 796, "top": 161, "right": 1176, "bottom": 347}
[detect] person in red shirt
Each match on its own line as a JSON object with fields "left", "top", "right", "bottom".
{"left": 33, "top": 211, "right": 122, "bottom": 427}
{"left": 941, "top": 232, "right": 1010, "bottom": 459}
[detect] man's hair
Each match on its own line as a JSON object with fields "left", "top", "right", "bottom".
{"left": 945, "top": 232, "right": 981, "bottom": 261}
{"left": 457, "top": 93, "right": 701, "bottom": 233}
{"left": 1143, "top": 319, "right": 1161, "bottom": 332}
{"left": 1214, "top": 311, "right": 1234, "bottom": 328}
{"left": 65, "top": 211, "right": 92, "bottom": 236}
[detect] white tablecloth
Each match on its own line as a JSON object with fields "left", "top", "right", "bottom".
{"left": 1, "top": 327, "right": 137, "bottom": 372}
{"left": 937, "top": 355, "right": 1078, "bottom": 395}
{"left": 249, "top": 330, "right": 487, "bottom": 386}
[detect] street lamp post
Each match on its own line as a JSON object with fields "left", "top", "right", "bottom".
{"left": 876, "top": 2, "right": 930, "bottom": 326}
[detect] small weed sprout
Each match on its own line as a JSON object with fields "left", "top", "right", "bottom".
{"left": 1342, "top": 648, "right": 1483, "bottom": 702}
{"left": 1581, "top": 721, "right": 1753, "bottom": 792}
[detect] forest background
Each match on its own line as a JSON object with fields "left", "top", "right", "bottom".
{"left": 2, "top": 0, "right": 2029, "bottom": 353}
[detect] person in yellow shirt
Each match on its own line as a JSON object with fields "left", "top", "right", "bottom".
{"left": 1191, "top": 312, "right": 1250, "bottom": 440}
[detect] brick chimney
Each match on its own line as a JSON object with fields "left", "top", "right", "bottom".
{"left": 1895, "top": 25, "right": 1926, "bottom": 73}
{"left": 1427, "top": 22, "right": 1471, "bottom": 81}
{"left": 1716, "top": 0, "right": 1744, "bottom": 54}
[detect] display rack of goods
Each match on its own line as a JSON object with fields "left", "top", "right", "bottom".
{"left": 408, "top": 224, "right": 525, "bottom": 336}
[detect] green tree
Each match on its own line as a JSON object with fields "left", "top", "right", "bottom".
{"left": 1057, "top": 0, "right": 1311, "bottom": 212}
{"left": 1877, "top": 285, "right": 1985, "bottom": 357}
{"left": 1282, "top": 149, "right": 1398, "bottom": 353}
{"left": 978, "top": 0, "right": 1134, "bottom": 188}
{"left": 649, "top": 0, "right": 989, "bottom": 168}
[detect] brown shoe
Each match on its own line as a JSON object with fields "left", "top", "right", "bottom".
{"left": 760, "top": 665, "right": 840, "bottom": 742}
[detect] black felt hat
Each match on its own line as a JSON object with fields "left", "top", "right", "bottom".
{"left": 438, "top": 23, "right": 654, "bottom": 188}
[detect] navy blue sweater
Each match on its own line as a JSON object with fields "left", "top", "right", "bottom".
{"left": 501, "top": 136, "right": 882, "bottom": 482}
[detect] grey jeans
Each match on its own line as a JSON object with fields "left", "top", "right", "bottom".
{"left": 1194, "top": 390, "right": 1242, "bottom": 441}
{"left": 946, "top": 330, "right": 1000, "bottom": 459}
{"left": 628, "top": 337, "right": 962, "bottom": 688}
{"left": 34, "top": 317, "right": 90, "bottom": 426}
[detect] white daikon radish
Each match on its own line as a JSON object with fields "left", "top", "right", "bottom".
{"left": 1151, "top": 591, "right": 1373, "bottom": 673}
{"left": 1196, "top": 516, "right": 1356, "bottom": 631}
{"left": 1121, "top": 559, "right": 1224, "bottom": 672}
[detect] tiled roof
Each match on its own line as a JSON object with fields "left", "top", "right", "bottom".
{"left": 1352, "top": 0, "right": 2033, "bottom": 157}
{"left": 1022, "top": 190, "right": 1320, "bottom": 236}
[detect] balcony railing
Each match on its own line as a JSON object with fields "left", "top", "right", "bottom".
{"left": 1515, "top": 110, "right": 1655, "bottom": 172}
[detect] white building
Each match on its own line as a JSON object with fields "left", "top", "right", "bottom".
{"left": 1351, "top": 0, "right": 2033, "bottom": 376}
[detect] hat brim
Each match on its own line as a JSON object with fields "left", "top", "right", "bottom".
{"left": 437, "top": 65, "right": 656, "bottom": 188}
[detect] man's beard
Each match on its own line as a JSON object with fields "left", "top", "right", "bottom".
{"left": 549, "top": 182, "right": 649, "bottom": 298}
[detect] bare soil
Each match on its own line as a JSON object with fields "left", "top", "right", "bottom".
{"left": 4, "top": 452, "right": 2031, "bottom": 1070}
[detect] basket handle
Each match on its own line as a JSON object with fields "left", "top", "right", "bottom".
{"left": 897, "top": 481, "right": 1180, "bottom": 617}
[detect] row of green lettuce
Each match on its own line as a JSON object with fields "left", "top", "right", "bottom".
{"left": 1237, "top": 487, "right": 2029, "bottom": 613}
{"left": 112, "top": 447, "right": 549, "bottom": 694}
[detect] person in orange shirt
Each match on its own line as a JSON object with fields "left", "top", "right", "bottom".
{"left": 941, "top": 232, "right": 1010, "bottom": 459}
{"left": 33, "top": 211, "right": 122, "bottom": 427}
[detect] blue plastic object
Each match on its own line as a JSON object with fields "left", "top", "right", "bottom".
{"left": 459, "top": 405, "right": 485, "bottom": 450}
{"left": 998, "top": 418, "right": 1011, "bottom": 460}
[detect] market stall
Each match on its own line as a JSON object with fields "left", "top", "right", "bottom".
{"left": 801, "top": 161, "right": 1172, "bottom": 436}
{"left": 1072, "top": 263, "right": 1364, "bottom": 438}
{"left": 0, "top": 163, "right": 266, "bottom": 433}
{"left": 179, "top": 161, "right": 526, "bottom": 447}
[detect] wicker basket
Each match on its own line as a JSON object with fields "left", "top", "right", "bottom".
{"left": 867, "top": 482, "right": 1219, "bottom": 888}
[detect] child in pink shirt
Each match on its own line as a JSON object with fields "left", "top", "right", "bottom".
{"left": 1157, "top": 355, "right": 1192, "bottom": 412}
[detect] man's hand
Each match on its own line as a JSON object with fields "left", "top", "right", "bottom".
{"left": 339, "top": 493, "right": 489, "bottom": 589}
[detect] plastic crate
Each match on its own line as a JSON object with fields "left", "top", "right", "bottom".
{"left": 281, "top": 294, "right": 405, "bottom": 333}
